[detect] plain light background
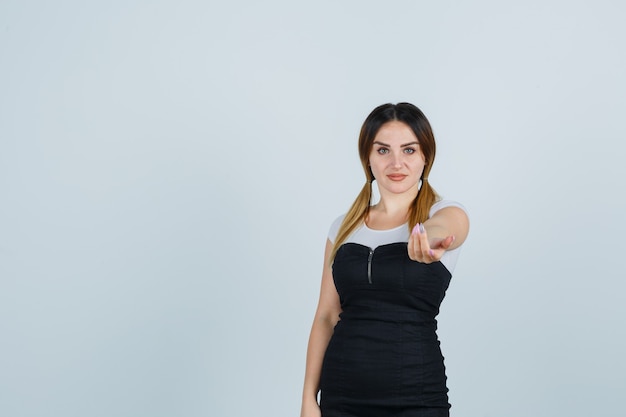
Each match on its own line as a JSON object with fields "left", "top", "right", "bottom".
{"left": 1, "top": 1, "right": 625, "bottom": 416}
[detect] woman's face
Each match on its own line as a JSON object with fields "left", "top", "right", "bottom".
{"left": 368, "top": 121, "right": 426, "bottom": 197}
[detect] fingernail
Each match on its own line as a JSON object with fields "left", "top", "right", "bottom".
{"left": 412, "top": 225, "right": 420, "bottom": 235}
{"left": 429, "top": 249, "right": 434, "bottom": 257}
{"left": 419, "top": 224, "right": 425, "bottom": 234}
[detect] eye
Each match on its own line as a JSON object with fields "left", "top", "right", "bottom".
{"left": 376, "top": 148, "right": 389, "bottom": 155}
{"left": 404, "top": 148, "right": 416, "bottom": 154}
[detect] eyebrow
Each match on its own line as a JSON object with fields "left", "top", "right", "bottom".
{"left": 373, "top": 141, "right": 419, "bottom": 147}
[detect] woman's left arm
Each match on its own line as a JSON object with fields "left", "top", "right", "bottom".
{"left": 407, "top": 206, "right": 470, "bottom": 263}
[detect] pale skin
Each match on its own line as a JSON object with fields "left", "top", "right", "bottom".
{"left": 300, "top": 121, "right": 469, "bottom": 417}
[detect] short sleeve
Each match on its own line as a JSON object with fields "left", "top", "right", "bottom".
{"left": 328, "top": 214, "right": 346, "bottom": 244}
{"left": 428, "top": 199, "right": 468, "bottom": 274}
{"left": 429, "top": 199, "right": 469, "bottom": 219}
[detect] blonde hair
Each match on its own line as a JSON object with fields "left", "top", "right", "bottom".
{"left": 331, "top": 103, "right": 439, "bottom": 261}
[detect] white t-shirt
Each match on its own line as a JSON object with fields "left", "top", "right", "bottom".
{"left": 328, "top": 200, "right": 467, "bottom": 274}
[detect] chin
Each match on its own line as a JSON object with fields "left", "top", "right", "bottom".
{"left": 380, "top": 183, "right": 417, "bottom": 195}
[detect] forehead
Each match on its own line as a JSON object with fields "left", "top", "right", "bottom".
{"left": 373, "top": 121, "right": 417, "bottom": 144}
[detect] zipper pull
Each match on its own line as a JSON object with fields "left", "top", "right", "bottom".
{"left": 367, "top": 249, "right": 374, "bottom": 284}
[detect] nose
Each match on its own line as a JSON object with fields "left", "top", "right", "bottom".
{"left": 391, "top": 152, "right": 403, "bottom": 168}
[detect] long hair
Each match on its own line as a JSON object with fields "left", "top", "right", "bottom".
{"left": 331, "top": 102, "right": 439, "bottom": 261}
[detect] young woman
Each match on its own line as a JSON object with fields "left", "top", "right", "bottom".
{"left": 300, "top": 103, "right": 470, "bottom": 417}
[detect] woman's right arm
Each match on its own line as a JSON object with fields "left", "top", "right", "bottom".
{"left": 300, "top": 239, "right": 342, "bottom": 417}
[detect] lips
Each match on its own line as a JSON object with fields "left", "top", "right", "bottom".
{"left": 387, "top": 174, "right": 407, "bottom": 181}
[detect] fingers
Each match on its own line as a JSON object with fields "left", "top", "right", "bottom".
{"left": 408, "top": 224, "right": 454, "bottom": 263}
{"left": 437, "top": 235, "right": 456, "bottom": 250}
{"left": 408, "top": 223, "right": 433, "bottom": 263}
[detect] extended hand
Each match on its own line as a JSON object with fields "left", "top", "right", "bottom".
{"left": 407, "top": 223, "right": 455, "bottom": 263}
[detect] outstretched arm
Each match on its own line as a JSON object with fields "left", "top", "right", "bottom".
{"left": 300, "top": 239, "right": 342, "bottom": 417}
{"left": 408, "top": 206, "right": 470, "bottom": 263}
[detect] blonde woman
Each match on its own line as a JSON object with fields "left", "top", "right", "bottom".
{"left": 300, "top": 103, "right": 470, "bottom": 417}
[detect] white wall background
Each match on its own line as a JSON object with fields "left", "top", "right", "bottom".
{"left": 1, "top": 1, "right": 625, "bottom": 416}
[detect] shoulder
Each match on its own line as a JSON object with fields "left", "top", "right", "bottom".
{"left": 328, "top": 213, "right": 347, "bottom": 244}
{"left": 429, "top": 199, "right": 469, "bottom": 219}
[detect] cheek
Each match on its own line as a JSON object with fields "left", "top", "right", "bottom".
{"left": 368, "top": 159, "right": 386, "bottom": 179}
{"left": 369, "top": 162, "right": 379, "bottom": 176}
{"left": 412, "top": 155, "right": 426, "bottom": 168}
{"left": 417, "top": 154, "right": 427, "bottom": 169}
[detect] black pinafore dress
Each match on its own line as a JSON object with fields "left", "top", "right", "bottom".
{"left": 320, "top": 242, "right": 452, "bottom": 417}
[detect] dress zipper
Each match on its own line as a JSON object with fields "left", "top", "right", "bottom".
{"left": 367, "top": 248, "right": 374, "bottom": 284}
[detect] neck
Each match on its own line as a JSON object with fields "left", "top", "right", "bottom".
{"left": 374, "top": 183, "right": 419, "bottom": 216}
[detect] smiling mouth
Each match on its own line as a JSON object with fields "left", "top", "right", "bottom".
{"left": 387, "top": 174, "right": 407, "bottom": 181}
